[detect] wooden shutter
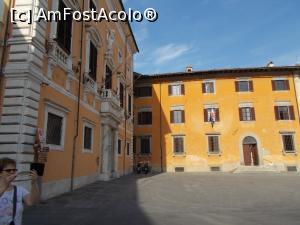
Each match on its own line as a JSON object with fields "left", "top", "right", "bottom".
{"left": 202, "top": 83, "right": 206, "bottom": 93}
{"left": 285, "top": 80, "right": 290, "bottom": 90}
{"left": 271, "top": 80, "right": 275, "bottom": 91}
{"left": 249, "top": 81, "right": 254, "bottom": 92}
{"left": 274, "top": 106, "right": 279, "bottom": 120}
{"left": 239, "top": 108, "right": 243, "bottom": 121}
{"left": 181, "top": 84, "right": 185, "bottom": 95}
{"left": 181, "top": 110, "right": 185, "bottom": 123}
{"left": 289, "top": 106, "right": 295, "bottom": 120}
{"left": 170, "top": 111, "right": 174, "bottom": 123}
{"left": 168, "top": 85, "right": 172, "bottom": 96}
{"left": 251, "top": 107, "right": 256, "bottom": 120}
{"left": 204, "top": 109, "right": 208, "bottom": 122}
{"left": 216, "top": 108, "right": 220, "bottom": 121}
{"left": 235, "top": 81, "right": 239, "bottom": 92}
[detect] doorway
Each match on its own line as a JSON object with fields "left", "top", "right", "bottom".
{"left": 242, "top": 136, "right": 259, "bottom": 166}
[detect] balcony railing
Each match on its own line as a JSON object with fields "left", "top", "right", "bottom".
{"left": 100, "top": 89, "right": 120, "bottom": 107}
{"left": 83, "top": 73, "right": 98, "bottom": 94}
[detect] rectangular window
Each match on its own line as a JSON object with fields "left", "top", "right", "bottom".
{"left": 56, "top": 0, "right": 72, "bottom": 54}
{"left": 239, "top": 107, "right": 255, "bottom": 121}
{"left": 128, "top": 95, "right": 132, "bottom": 116}
{"left": 170, "top": 110, "right": 185, "bottom": 123}
{"left": 235, "top": 80, "right": 253, "bottom": 92}
{"left": 173, "top": 136, "right": 184, "bottom": 154}
{"left": 204, "top": 108, "right": 220, "bottom": 122}
{"left": 134, "top": 86, "right": 152, "bottom": 97}
{"left": 282, "top": 134, "right": 295, "bottom": 153}
{"left": 140, "top": 136, "right": 151, "bottom": 154}
{"left": 119, "top": 83, "right": 124, "bottom": 108}
{"left": 46, "top": 113, "right": 63, "bottom": 146}
{"left": 202, "top": 81, "right": 215, "bottom": 93}
{"left": 275, "top": 106, "right": 295, "bottom": 120}
{"left": 208, "top": 136, "right": 220, "bottom": 154}
{"left": 83, "top": 126, "right": 92, "bottom": 150}
{"left": 105, "top": 66, "right": 112, "bottom": 89}
{"left": 118, "top": 139, "right": 122, "bottom": 155}
{"left": 272, "top": 80, "right": 289, "bottom": 91}
{"left": 169, "top": 84, "right": 185, "bottom": 96}
{"left": 89, "top": 42, "right": 97, "bottom": 81}
{"left": 138, "top": 111, "right": 152, "bottom": 125}
{"left": 127, "top": 143, "right": 130, "bottom": 155}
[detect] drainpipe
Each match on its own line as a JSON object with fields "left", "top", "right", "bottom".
{"left": 71, "top": 0, "right": 85, "bottom": 191}
{"left": 122, "top": 35, "right": 128, "bottom": 176}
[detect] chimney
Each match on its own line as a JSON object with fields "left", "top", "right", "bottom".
{"left": 266, "top": 61, "right": 275, "bottom": 67}
{"left": 185, "top": 65, "right": 193, "bottom": 72}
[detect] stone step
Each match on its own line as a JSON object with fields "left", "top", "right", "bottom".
{"left": 233, "top": 165, "right": 279, "bottom": 173}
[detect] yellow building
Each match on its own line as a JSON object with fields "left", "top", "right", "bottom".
{"left": 134, "top": 66, "right": 300, "bottom": 173}
{"left": 0, "top": 0, "right": 138, "bottom": 199}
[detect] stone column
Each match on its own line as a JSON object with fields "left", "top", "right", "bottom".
{"left": 0, "top": 0, "right": 47, "bottom": 172}
{"left": 100, "top": 124, "right": 111, "bottom": 180}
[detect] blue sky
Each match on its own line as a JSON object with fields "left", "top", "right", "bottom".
{"left": 122, "top": 0, "right": 300, "bottom": 75}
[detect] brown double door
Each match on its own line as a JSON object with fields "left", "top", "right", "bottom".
{"left": 243, "top": 144, "right": 259, "bottom": 166}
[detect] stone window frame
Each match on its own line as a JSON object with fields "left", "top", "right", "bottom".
{"left": 202, "top": 79, "right": 216, "bottom": 94}
{"left": 206, "top": 133, "right": 221, "bottom": 155}
{"left": 82, "top": 121, "right": 95, "bottom": 153}
{"left": 172, "top": 135, "right": 185, "bottom": 156}
{"left": 280, "top": 131, "right": 297, "bottom": 155}
{"left": 44, "top": 102, "right": 68, "bottom": 151}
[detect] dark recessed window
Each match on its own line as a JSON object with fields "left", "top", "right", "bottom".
{"left": 46, "top": 113, "right": 63, "bottom": 146}
{"left": 118, "top": 139, "right": 122, "bottom": 155}
{"left": 134, "top": 86, "right": 152, "bottom": 97}
{"left": 208, "top": 136, "right": 220, "bottom": 154}
{"left": 128, "top": 95, "right": 132, "bottom": 116}
{"left": 89, "top": 0, "right": 97, "bottom": 11}
{"left": 127, "top": 143, "right": 130, "bottom": 155}
{"left": 56, "top": 0, "right": 72, "bottom": 54}
{"left": 105, "top": 66, "right": 112, "bottom": 89}
{"left": 84, "top": 126, "right": 92, "bottom": 150}
{"left": 282, "top": 135, "right": 295, "bottom": 153}
{"left": 119, "top": 83, "right": 124, "bottom": 108}
{"left": 275, "top": 106, "right": 295, "bottom": 120}
{"left": 138, "top": 111, "right": 152, "bottom": 125}
{"left": 89, "top": 42, "right": 97, "bottom": 81}
{"left": 140, "top": 136, "right": 151, "bottom": 154}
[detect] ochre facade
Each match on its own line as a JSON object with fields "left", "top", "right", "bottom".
{"left": 134, "top": 67, "right": 300, "bottom": 173}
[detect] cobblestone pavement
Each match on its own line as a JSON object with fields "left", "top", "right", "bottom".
{"left": 23, "top": 173, "right": 300, "bottom": 225}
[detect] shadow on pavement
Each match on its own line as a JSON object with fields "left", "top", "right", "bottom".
{"left": 23, "top": 173, "right": 160, "bottom": 225}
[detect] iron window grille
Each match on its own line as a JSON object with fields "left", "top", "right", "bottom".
{"left": 46, "top": 113, "right": 63, "bottom": 146}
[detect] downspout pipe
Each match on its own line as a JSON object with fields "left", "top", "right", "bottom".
{"left": 160, "top": 81, "right": 163, "bottom": 172}
{"left": 71, "top": 0, "right": 85, "bottom": 191}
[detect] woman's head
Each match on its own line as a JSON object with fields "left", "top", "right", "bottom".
{"left": 0, "top": 158, "right": 17, "bottom": 175}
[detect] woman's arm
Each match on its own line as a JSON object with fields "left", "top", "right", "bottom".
{"left": 23, "top": 170, "right": 40, "bottom": 206}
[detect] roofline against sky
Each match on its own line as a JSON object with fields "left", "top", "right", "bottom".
{"left": 135, "top": 65, "right": 300, "bottom": 79}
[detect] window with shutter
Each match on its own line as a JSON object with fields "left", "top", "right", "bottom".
{"left": 240, "top": 107, "right": 255, "bottom": 121}
{"left": 237, "top": 81, "right": 251, "bottom": 92}
{"left": 203, "top": 81, "right": 215, "bottom": 93}
{"left": 135, "top": 86, "right": 152, "bottom": 97}
{"left": 173, "top": 136, "right": 184, "bottom": 154}
{"left": 205, "top": 108, "right": 219, "bottom": 122}
{"left": 171, "top": 110, "right": 185, "bottom": 123}
{"left": 140, "top": 136, "right": 151, "bottom": 154}
{"left": 282, "top": 134, "right": 295, "bottom": 153}
{"left": 56, "top": 0, "right": 72, "bottom": 54}
{"left": 273, "top": 80, "right": 290, "bottom": 91}
{"left": 169, "top": 84, "right": 184, "bottom": 96}
{"left": 276, "top": 106, "right": 294, "bottom": 120}
{"left": 208, "top": 136, "right": 220, "bottom": 154}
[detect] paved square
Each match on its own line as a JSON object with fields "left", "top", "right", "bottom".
{"left": 24, "top": 173, "right": 300, "bottom": 225}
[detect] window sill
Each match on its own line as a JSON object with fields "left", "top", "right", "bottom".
{"left": 208, "top": 152, "right": 222, "bottom": 156}
{"left": 282, "top": 151, "right": 297, "bottom": 156}
{"left": 171, "top": 122, "right": 185, "bottom": 125}
{"left": 169, "top": 94, "right": 184, "bottom": 97}
{"left": 135, "top": 96, "right": 152, "bottom": 99}
{"left": 82, "top": 149, "right": 93, "bottom": 154}
{"left": 173, "top": 153, "right": 186, "bottom": 157}
{"left": 48, "top": 144, "right": 64, "bottom": 151}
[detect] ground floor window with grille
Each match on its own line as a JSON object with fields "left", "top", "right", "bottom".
{"left": 83, "top": 123, "right": 93, "bottom": 152}
{"left": 45, "top": 105, "right": 66, "bottom": 150}
{"left": 282, "top": 134, "right": 295, "bottom": 153}
{"left": 173, "top": 136, "right": 184, "bottom": 155}
{"left": 208, "top": 135, "right": 220, "bottom": 154}
{"left": 140, "top": 136, "right": 151, "bottom": 155}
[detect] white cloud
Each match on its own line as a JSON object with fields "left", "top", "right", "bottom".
{"left": 154, "top": 43, "right": 191, "bottom": 64}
